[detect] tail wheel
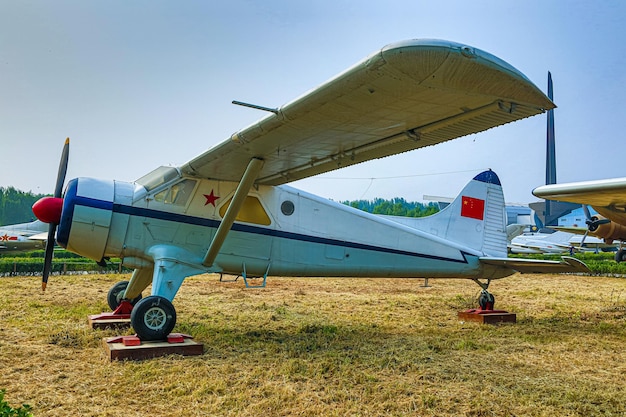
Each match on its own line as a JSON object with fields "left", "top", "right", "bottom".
{"left": 107, "top": 281, "right": 142, "bottom": 310}
{"left": 130, "top": 296, "right": 177, "bottom": 341}
{"left": 478, "top": 290, "right": 495, "bottom": 310}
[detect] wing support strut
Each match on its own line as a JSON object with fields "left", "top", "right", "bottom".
{"left": 202, "top": 157, "right": 265, "bottom": 267}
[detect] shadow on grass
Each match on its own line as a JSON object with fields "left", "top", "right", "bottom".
{"left": 174, "top": 319, "right": 449, "bottom": 374}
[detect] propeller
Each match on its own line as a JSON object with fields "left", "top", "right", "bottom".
{"left": 32, "top": 138, "right": 69, "bottom": 291}
{"left": 578, "top": 205, "right": 610, "bottom": 248}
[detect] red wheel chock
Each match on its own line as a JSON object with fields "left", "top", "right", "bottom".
{"left": 88, "top": 300, "right": 134, "bottom": 329}
{"left": 458, "top": 308, "right": 517, "bottom": 324}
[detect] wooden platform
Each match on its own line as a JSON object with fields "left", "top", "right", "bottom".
{"left": 103, "top": 334, "right": 204, "bottom": 361}
{"left": 458, "top": 310, "right": 517, "bottom": 324}
{"left": 89, "top": 316, "right": 131, "bottom": 330}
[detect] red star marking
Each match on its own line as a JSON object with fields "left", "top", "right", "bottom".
{"left": 0, "top": 234, "right": 9, "bottom": 241}
{"left": 203, "top": 190, "right": 220, "bottom": 207}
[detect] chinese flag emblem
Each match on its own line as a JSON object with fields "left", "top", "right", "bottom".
{"left": 461, "top": 196, "right": 485, "bottom": 220}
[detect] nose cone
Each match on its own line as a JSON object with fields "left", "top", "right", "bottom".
{"left": 32, "top": 197, "right": 63, "bottom": 224}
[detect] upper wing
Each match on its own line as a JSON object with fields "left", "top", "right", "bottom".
{"left": 181, "top": 39, "right": 553, "bottom": 185}
{"left": 533, "top": 178, "right": 626, "bottom": 207}
{"left": 533, "top": 178, "right": 626, "bottom": 224}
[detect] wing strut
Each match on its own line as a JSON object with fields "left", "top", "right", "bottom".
{"left": 202, "top": 157, "right": 265, "bottom": 267}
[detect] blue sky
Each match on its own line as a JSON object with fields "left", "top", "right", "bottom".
{"left": 1, "top": 1, "right": 624, "bottom": 204}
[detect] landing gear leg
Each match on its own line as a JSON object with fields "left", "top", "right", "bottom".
{"left": 472, "top": 278, "right": 495, "bottom": 311}
{"left": 615, "top": 242, "right": 626, "bottom": 263}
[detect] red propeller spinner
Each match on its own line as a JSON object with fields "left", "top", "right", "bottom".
{"left": 32, "top": 197, "right": 63, "bottom": 224}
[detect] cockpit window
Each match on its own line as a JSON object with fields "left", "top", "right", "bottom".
{"left": 136, "top": 166, "right": 181, "bottom": 192}
{"left": 219, "top": 196, "right": 271, "bottom": 225}
{"left": 153, "top": 179, "right": 197, "bottom": 206}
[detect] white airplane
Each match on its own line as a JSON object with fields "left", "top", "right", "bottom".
{"left": 534, "top": 180, "right": 626, "bottom": 261}
{"left": 509, "top": 229, "right": 611, "bottom": 254}
{"left": 31, "top": 39, "right": 588, "bottom": 341}
{"left": 0, "top": 220, "right": 47, "bottom": 253}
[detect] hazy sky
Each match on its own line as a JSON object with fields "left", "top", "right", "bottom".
{"left": 1, "top": 1, "right": 624, "bottom": 204}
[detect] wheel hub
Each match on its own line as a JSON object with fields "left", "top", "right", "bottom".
{"left": 144, "top": 307, "right": 167, "bottom": 330}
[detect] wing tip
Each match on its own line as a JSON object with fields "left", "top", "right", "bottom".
{"left": 560, "top": 256, "right": 591, "bottom": 273}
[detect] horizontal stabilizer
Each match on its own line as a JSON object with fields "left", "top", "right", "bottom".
{"left": 479, "top": 256, "right": 589, "bottom": 275}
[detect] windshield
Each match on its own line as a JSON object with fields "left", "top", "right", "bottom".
{"left": 135, "top": 166, "right": 181, "bottom": 191}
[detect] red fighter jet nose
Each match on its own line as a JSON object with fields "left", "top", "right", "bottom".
{"left": 32, "top": 197, "right": 63, "bottom": 224}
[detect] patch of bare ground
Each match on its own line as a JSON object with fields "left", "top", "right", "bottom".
{"left": 1, "top": 273, "right": 625, "bottom": 416}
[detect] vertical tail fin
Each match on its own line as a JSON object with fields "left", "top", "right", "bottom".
{"left": 545, "top": 71, "right": 556, "bottom": 225}
{"left": 411, "top": 170, "right": 507, "bottom": 257}
{"left": 546, "top": 72, "right": 556, "bottom": 185}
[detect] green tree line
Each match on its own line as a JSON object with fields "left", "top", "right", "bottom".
{"left": 342, "top": 197, "right": 440, "bottom": 217}
{"left": 0, "top": 187, "right": 48, "bottom": 225}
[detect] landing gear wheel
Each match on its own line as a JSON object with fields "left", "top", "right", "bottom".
{"left": 478, "top": 290, "right": 495, "bottom": 310}
{"left": 107, "top": 281, "right": 142, "bottom": 310}
{"left": 615, "top": 250, "right": 626, "bottom": 263}
{"left": 130, "top": 296, "right": 177, "bottom": 341}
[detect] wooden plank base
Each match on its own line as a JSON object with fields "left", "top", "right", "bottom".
{"left": 103, "top": 336, "right": 204, "bottom": 361}
{"left": 458, "top": 310, "right": 517, "bottom": 324}
{"left": 89, "top": 317, "right": 131, "bottom": 330}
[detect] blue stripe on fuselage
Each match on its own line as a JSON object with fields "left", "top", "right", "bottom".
{"left": 64, "top": 194, "right": 470, "bottom": 264}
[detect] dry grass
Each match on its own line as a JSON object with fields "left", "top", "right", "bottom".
{"left": 1, "top": 272, "right": 625, "bottom": 416}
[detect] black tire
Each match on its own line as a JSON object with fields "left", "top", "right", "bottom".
{"left": 107, "top": 281, "right": 142, "bottom": 310}
{"left": 615, "top": 250, "right": 626, "bottom": 263}
{"left": 478, "top": 291, "right": 495, "bottom": 310}
{"left": 130, "top": 296, "right": 177, "bottom": 341}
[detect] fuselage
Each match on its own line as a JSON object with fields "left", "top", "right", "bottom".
{"left": 0, "top": 232, "right": 45, "bottom": 253}
{"left": 54, "top": 167, "right": 493, "bottom": 280}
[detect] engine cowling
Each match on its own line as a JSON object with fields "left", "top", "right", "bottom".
{"left": 592, "top": 218, "right": 626, "bottom": 244}
{"left": 57, "top": 178, "right": 133, "bottom": 262}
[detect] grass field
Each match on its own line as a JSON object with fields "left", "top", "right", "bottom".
{"left": 1, "top": 272, "right": 625, "bottom": 416}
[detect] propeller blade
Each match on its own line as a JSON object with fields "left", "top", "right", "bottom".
{"left": 54, "top": 138, "right": 70, "bottom": 198}
{"left": 587, "top": 217, "right": 610, "bottom": 232}
{"left": 42, "top": 224, "right": 57, "bottom": 291}
{"left": 41, "top": 138, "right": 70, "bottom": 291}
{"left": 583, "top": 205, "right": 591, "bottom": 221}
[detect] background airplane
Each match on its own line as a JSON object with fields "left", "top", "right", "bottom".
{"left": 509, "top": 229, "right": 611, "bottom": 254}
{"left": 528, "top": 72, "right": 580, "bottom": 229}
{"left": 533, "top": 180, "right": 626, "bottom": 261}
{"left": 31, "top": 39, "right": 588, "bottom": 341}
{"left": 0, "top": 220, "right": 47, "bottom": 253}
